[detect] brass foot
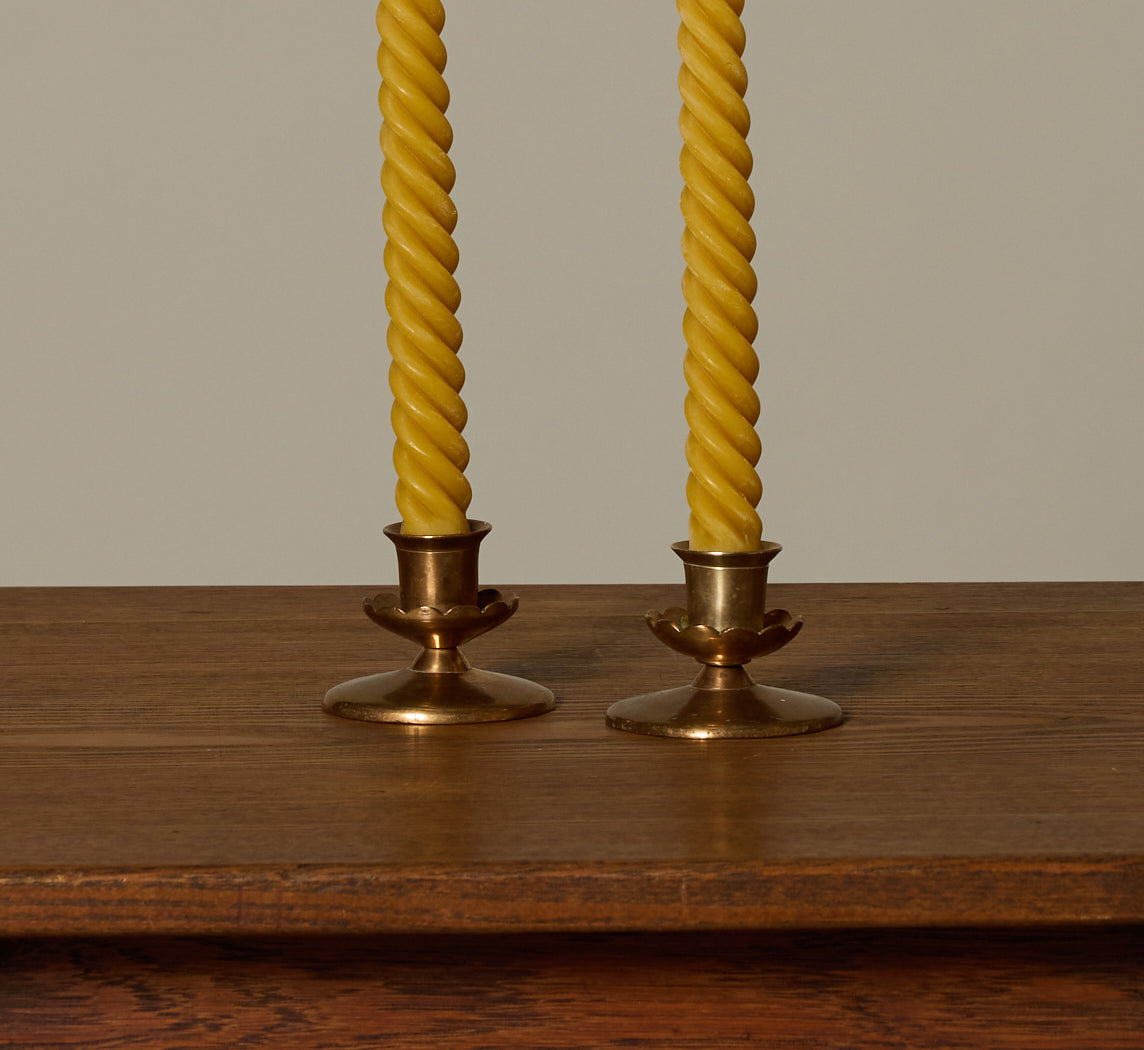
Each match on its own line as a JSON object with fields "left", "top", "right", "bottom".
{"left": 323, "top": 666, "right": 555, "bottom": 725}
{"left": 606, "top": 665, "right": 841, "bottom": 740}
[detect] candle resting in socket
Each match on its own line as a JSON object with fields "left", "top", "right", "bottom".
{"left": 324, "top": 520, "right": 555, "bottom": 724}
{"left": 606, "top": 541, "right": 842, "bottom": 739}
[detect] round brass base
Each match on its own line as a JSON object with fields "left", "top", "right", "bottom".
{"left": 323, "top": 667, "right": 555, "bottom": 725}
{"left": 605, "top": 668, "right": 842, "bottom": 740}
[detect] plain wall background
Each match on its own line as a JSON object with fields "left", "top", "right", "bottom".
{"left": 2, "top": 1, "right": 1141, "bottom": 586}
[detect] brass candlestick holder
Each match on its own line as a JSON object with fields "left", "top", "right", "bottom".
{"left": 606, "top": 541, "right": 842, "bottom": 739}
{"left": 324, "top": 520, "right": 555, "bottom": 724}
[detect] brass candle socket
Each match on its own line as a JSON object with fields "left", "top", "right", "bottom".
{"left": 606, "top": 541, "right": 843, "bottom": 739}
{"left": 323, "top": 521, "right": 555, "bottom": 724}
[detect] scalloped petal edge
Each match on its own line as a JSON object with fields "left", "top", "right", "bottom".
{"left": 647, "top": 608, "right": 802, "bottom": 640}
{"left": 646, "top": 607, "right": 804, "bottom": 664}
{"left": 364, "top": 590, "right": 519, "bottom": 620}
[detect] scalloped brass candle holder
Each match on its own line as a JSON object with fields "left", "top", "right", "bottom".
{"left": 323, "top": 520, "right": 555, "bottom": 724}
{"left": 606, "top": 541, "right": 842, "bottom": 739}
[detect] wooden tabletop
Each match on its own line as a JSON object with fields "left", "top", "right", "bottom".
{"left": 1, "top": 582, "right": 1141, "bottom": 936}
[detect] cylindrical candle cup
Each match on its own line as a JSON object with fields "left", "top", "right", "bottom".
{"left": 384, "top": 520, "right": 488, "bottom": 612}
{"left": 673, "top": 541, "right": 783, "bottom": 633}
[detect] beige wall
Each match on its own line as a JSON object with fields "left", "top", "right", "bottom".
{"left": 3, "top": 2, "right": 1141, "bottom": 585}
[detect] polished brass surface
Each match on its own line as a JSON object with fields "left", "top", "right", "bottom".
{"left": 324, "top": 521, "right": 555, "bottom": 724}
{"left": 605, "top": 672, "right": 843, "bottom": 740}
{"left": 606, "top": 541, "right": 842, "bottom": 739}
{"left": 363, "top": 588, "right": 517, "bottom": 651}
{"left": 386, "top": 521, "right": 487, "bottom": 611}
{"left": 674, "top": 540, "right": 782, "bottom": 632}
{"left": 647, "top": 607, "right": 802, "bottom": 666}
{"left": 323, "top": 667, "right": 555, "bottom": 725}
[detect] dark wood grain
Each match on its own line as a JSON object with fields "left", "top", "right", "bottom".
{"left": 1, "top": 583, "right": 1143, "bottom": 935}
{"left": 2, "top": 928, "right": 1141, "bottom": 1049}
{"left": 1, "top": 857, "right": 1142, "bottom": 938}
{"left": 2, "top": 583, "right": 1142, "bottom": 1046}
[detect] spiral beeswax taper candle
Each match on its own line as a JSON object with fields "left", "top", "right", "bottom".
{"left": 678, "top": 0, "right": 762, "bottom": 552}
{"left": 378, "top": 0, "right": 471, "bottom": 535}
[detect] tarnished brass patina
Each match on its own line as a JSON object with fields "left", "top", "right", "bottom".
{"left": 606, "top": 541, "right": 842, "bottom": 739}
{"left": 324, "top": 521, "right": 555, "bottom": 724}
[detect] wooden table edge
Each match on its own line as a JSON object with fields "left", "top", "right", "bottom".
{"left": 2, "top": 855, "right": 1140, "bottom": 937}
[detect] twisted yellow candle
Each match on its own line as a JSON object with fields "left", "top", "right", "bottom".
{"left": 679, "top": 0, "right": 762, "bottom": 552}
{"left": 378, "top": 0, "right": 471, "bottom": 535}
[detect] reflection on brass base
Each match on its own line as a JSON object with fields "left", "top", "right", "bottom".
{"left": 324, "top": 667, "right": 555, "bottom": 725}
{"left": 324, "top": 520, "right": 554, "bottom": 726}
{"left": 606, "top": 665, "right": 842, "bottom": 740}
{"left": 607, "top": 540, "right": 842, "bottom": 739}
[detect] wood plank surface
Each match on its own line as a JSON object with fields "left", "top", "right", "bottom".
{"left": 2, "top": 928, "right": 1141, "bottom": 1049}
{"left": 1, "top": 583, "right": 1142, "bottom": 934}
